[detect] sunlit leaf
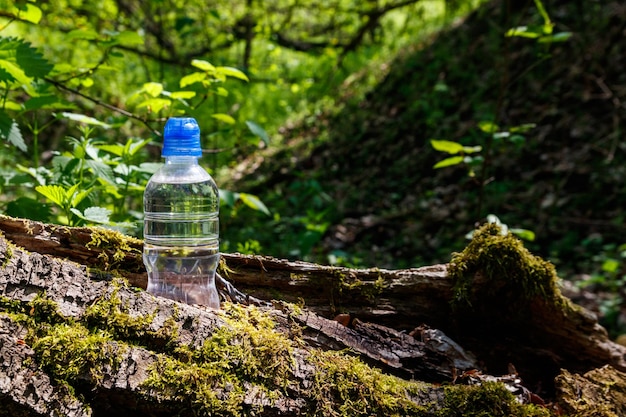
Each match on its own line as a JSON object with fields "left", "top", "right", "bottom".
{"left": 216, "top": 66, "right": 249, "bottom": 82}
{"left": 461, "top": 145, "right": 482, "bottom": 154}
{"left": 35, "top": 185, "right": 67, "bottom": 207}
{"left": 477, "top": 121, "right": 499, "bottom": 134}
{"left": 246, "top": 120, "right": 270, "bottom": 146}
{"left": 239, "top": 193, "right": 271, "bottom": 216}
{"left": 433, "top": 156, "right": 464, "bottom": 169}
{"left": 98, "top": 144, "right": 125, "bottom": 157}
{"left": 71, "top": 186, "right": 93, "bottom": 207}
{"left": 211, "top": 113, "right": 236, "bottom": 124}
{"left": 215, "top": 87, "right": 229, "bottom": 97}
{"left": 11, "top": 3, "right": 42, "bottom": 24}
{"left": 170, "top": 91, "right": 196, "bottom": 99}
{"left": 60, "top": 112, "right": 112, "bottom": 128}
{"left": 143, "top": 82, "right": 163, "bottom": 97}
{"left": 180, "top": 72, "right": 206, "bottom": 87}
{"left": 136, "top": 98, "right": 171, "bottom": 113}
{"left": 67, "top": 29, "right": 99, "bottom": 40}
{"left": 71, "top": 207, "right": 112, "bottom": 224}
{"left": 430, "top": 139, "right": 464, "bottom": 154}
{"left": 0, "top": 58, "right": 30, "bottom": 84}
{"left": 505, "top": 26, "right": 542, "bottom": 38}
{"left": 3, "top": 100, "right": 22, "bottom": 111}
{"left": 191, "top": 59, "right": 216, "bottom": 72}
{"left": 510, "top": 228, "right": 536, "bottom": 241}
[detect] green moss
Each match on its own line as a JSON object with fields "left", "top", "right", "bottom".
{"left": 142, "top": 303, "right": 295, "bottom": 416}
{"left": 31, "top": 321, "right": 125, "bottom": 385}
{"left": 83, "top": 280, "right": 178, "bottom": 350}
{"left": 447, "top": 223, "right": 561, "bottom": 309}
{"left": 0, "top": 241, "right": 12, "bottom": 268}
{"left": 0, "top": 295, "right": 25, "bottom": 315}
{"left": 86, "top": 227, "right": 143, "bottom": 271}
{"left": 29, "top": 293, "right": 68, "bottom": 326}
{"left": 307, "top": 350, "right": 430, "bottom": 417}
{"left": 437, "top": 382, "right": 552, "bottom": 417}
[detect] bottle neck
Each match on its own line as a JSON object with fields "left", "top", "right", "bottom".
{"left": 164, "top": 156, "right": 199, "bottom": 165}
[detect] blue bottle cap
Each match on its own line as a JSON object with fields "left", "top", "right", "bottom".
{"left": 162, "top": 117, "right": 202, "bottom": 157}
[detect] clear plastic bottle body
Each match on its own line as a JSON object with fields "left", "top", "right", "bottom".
{"left": 143, "top": 156, "right": 220, "bottom": 308}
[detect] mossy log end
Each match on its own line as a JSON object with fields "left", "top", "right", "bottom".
{"left": 0, "top": 215, "right": 625, "bottom": 416}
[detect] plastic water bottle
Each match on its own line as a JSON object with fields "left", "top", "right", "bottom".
{"left": 143, "top": 117, "right": 220, "bottom": 308}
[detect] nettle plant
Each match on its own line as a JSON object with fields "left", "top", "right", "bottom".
{"left": 0, "top": 3, "right": 269, "bottom": 232}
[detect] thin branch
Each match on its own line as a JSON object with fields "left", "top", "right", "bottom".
{"left": 43, "top": 77, "right": 161, "bottom": 137}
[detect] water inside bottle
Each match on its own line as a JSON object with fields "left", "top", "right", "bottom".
{"left": 144, "top": 179, "right": 220, "bottom": 307}
{"left": 144, "top": 245, "right": 220, "bottom": 308}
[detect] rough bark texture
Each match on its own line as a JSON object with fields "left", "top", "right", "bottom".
{"left": 1, "top": 215, "right": 626, "bottom": 416}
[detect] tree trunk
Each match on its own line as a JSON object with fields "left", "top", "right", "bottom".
{"left": 0, "top": 215, "right": 625, "bottom": 416}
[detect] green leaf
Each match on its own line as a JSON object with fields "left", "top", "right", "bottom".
{"left": 70, "top": 186, "right": 93, "bottom": 207}
{"left": 85, "top": 160, "right": 115, "bottom": 184}
{"left": 216, "top": 66, "right": 249, "bottom": 82}
{"left": 430, "top": 140, "right": 464, "bottom": 154}
{"left": 219, "top": 189, "right": 238, "bottom": 207}
{"left": 191, "top": 59, "right": 216, "bottom": 72}
{"left": 11, "top": 3, "right": 42, "bottom": 24}
{"left": 461, "top": 145, "right": 482, "bottom": 154}
{"left": 36, "top": 185, "right": 68, "bottom": 207}
{"left": 538, "top": 32, "right": 573, "bottom": 44}
{"left": 245, "top": 120, "right": 270, "bottom": 146}
{"left": 0, "top": 66, "right": 16, "bottom": 83}
{"left": 433, "top": 156, "right": 464, "bottom": 169}
{"left": 505, "top": 26, "right": 542, "bottom": 38}
{"left": 0, "top": 112, "right": 26, "bottom": 152}
{"left": 115, "top": 31, "right": 144, "bottom": 46}
{"left": 24, "top": 95, "right": 72, "bottom": 111}
{"left": 509, "top": 123, "right": 537, "bottom": 133}
{"left": 6, "top": 120, "right": 26, "bottom": 152}
{"left": 98, "top": 144, "right": 125, "bottom": 157}
{"left": 16, "top": 39, "right": 53, "bottom": 78}
{"left": 170, "top": 91, "right": 196, "bottom": 99}
{"left": 211, "top": 113, "right": 236, "bottom": 124}
{"left": 127, "top": 138, "right": 151, "bottom": 156}
{"left": 239, "top": 193, "right": 271, "bottom": 216}
{"left": 510, "top": 228, "right": 536, "bottom": 242}
{"left": 71, "top": 207, "right": 112, "bottom": 224}
{"left": 180, "top": 72, "right": 207, "bottom": 87}
{"left": 138, "top": 162, "right": 163, "bottom": 174}
{"left": 215, "top": 87, "right": 229, "bottom": 97}
{"left": 143, "top": 82, "right": 163, "bottom": 97}
{"left": 0, "top": 112, "right": 22, "bottom": 150}
{"left": 6, "top": 197, "right": 51, "bottom": 222}
{"left": 477, "top": 121, "right": 499, "bottom": 134}
{"left": 136, "top": 98, "right": 171, "bottom": 113}
{"left": 60, "top": 112, "right": 112, "bottom": 128}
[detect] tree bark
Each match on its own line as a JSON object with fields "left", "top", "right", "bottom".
{"left": 1, "top": 215, "right": 625, "bottom": 416}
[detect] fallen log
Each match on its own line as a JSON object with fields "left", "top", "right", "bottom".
{"left": 0, "top": 215, "right": 625, "bottom": 416}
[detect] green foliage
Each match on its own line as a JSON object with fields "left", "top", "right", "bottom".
{"left": 575, "top": 241, "right": 626, "bottom": 338}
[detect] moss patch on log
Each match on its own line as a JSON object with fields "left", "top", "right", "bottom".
{"left": 85, "top": 227, "right": 143, "bottom": 272}
{"left": 447, "top": 223, "right": 562, "bottom": 310}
